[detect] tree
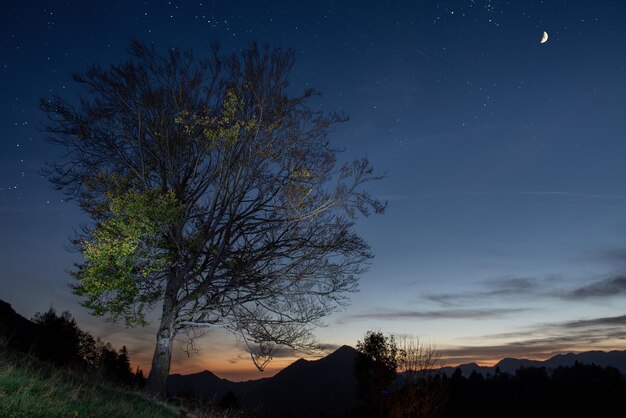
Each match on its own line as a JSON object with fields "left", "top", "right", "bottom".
{"left": 98, "top": 341, "right": 121, "bottom": 380}
{"left": 32, "top": 309, "right": 82, "bottom": 366}
{"left": 41, "top": 40, "right": 385, "bottom": 396}
{"left": 354, "top": 331, "right": 399, "bottom": 416}
{"left": 78, "top": 330, "right": 98, "bottom": 368}
{"left": 390, "top": 336, "right": 446, "bottom": 418}
{"left": 354, "top": 332, "right": 447, "bottom": 418}
{"left": 115, "top": 345, "right": 134, "bottom": 384}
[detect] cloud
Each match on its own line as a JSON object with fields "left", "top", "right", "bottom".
{"left": 440, "top": 339, "right": 572, "bottom": 362}
{"left": 561, "top": 277, "right": 626, "bottom": 300}
{"left": 440, "top": 336, "right": 616, "bottom": 364}
{"left": 561, "top": 314, "right": 626, "bottom": 329}
{"left": 226, "top": 352, "right": 250, "bottom": 364}
{"left": 338, "top": 308, "right": 526, "bottom": 324}
{"left": 478, "top": 313, "right": 626, "bottom": 339}
{"left": 314, "top": 343, "right": 343, "bottom": 352}
{"left": 233, "top": 342, "right": 343, "bottom": 361}
{"left": 423, "top": 276, "right": 541, "bottom": 307}
{"left": 441, "top": 312, "right": 626, "bottom": 364}
{"left": 424, "top": 274, "right": 626, "bottom": 308}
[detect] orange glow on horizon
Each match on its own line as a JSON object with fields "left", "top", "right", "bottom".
{"left": 170, "top": 356, "right": 300, "bottom": 381}
{"left": 124, "top": 339, "right": 626, "bottom": 382}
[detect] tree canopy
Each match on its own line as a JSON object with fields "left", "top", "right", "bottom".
{"left": 42, "top": 40, "right": 385, "bottom": 395}
{"left": 355, "top": 331, "right": 400, "bottom": 401}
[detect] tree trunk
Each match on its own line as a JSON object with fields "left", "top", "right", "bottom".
{"left": 145, "top": 294, "right": 177, "bottom": 397}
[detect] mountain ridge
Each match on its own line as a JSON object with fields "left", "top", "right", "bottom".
{"left": 439, "top": 349, "right": 626, "bottom": 376}
{"left": 168, "top": 344, "right": 359, "bottom": 417}
{"left": 168, "top": 345, "right": 626, "bottom": 416}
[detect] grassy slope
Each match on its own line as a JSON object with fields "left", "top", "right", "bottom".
{"left": 0, "top": 347, "right": 190, "bottom": 418}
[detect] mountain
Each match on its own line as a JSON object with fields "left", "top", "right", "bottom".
{"left": 495, "top": 357, "right": 544, "bottom": 375}
{"left": 438, "top": 362, "right": 493, "bottom": 377}
{"left": 167, "top": 369, "right": 240, "bottom": 402}
{"left": 167, "top": 345, "right": 359, "bottom": 417}
{"left": 169, "top": 344, "right": 626, "bottom": 416}
{"left": 544, "top": 350, "right": 626, "bottom": 374}
{"left": 246, "top": 345, "right": 359, "bottom": 416}
{"left": 440, "top": 351, "right": 626, "bottom": 377}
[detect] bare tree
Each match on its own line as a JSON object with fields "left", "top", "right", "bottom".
{"left": 41, "top": 41, "right": 385, "bottom": 396}
{"left": 396, "top": 335, "right": 440, "bottom": 380}
{"left": 391, "top": 336, "right": 447, "bottom": 418}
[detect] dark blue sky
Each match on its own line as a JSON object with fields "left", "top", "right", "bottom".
{"left": 2, "top": 0, "right": 626, "bottom": 380}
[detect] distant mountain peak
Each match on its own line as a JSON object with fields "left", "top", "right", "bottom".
{"left": 335, "top": 344, "right": 357, "bottom": 352}
{"left": 440, "top": 350, "right": 626, "bottom": 377}
{"left": 168, "top": 343, "right": 626, "bottom": 418}
{"left": 168, "top": 343, "right": 359, "bottom": 417}
{"left": 199, "top": 369, "right": 219, "bottom": 377}
{"left": 323, "top": 345, "right": 358, "bottom": 358}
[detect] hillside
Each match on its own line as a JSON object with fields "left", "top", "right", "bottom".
{"left": 0, "top": 346, "right": 188, "bottom": 418}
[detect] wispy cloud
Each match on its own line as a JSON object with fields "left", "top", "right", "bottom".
{"left": 441, "top": 313, "right": 626, "bottom": 364}
{"left": 561, "top": 314, "right": 626, "bottom": 329}
{"left": 424, "top": 276, "right": 539, "bottom": 307}
{"left": 231, "top": 342, "right": 342, "bottom": 362}
{"left": 561, "top": 277, "right": 626, "bottom": 300}
{"left": 423, "top": 274, "right": 626, "bottom": 308}
{"left": 338, "top": 308, "right": 526, "bottom": 324}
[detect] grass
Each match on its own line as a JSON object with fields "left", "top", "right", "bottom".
{"left": 0, "top": 346, "right": 191, "bottom": 418}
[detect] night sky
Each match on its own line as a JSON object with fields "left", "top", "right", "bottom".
{"left": 2, "top": 0, "right": 626, "bottom": 381}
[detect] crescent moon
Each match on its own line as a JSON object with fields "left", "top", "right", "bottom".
{"left": 540, "top": 31, "right": 549, "bottom": 44}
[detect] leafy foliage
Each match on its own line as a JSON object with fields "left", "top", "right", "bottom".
{"left": 72, "top": 189, "right": 184, "bottom": 326}
{"left": 354, "top": 331, "right": 399, "bottom": 416}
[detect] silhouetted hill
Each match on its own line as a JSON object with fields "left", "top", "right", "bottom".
{"left": 248, "top": 345, "right": 359, "bottom": 416}
{"left": 545, "top": 350, "right": 626, "bottom": 374}
{"left": 0, "top": 299, "right": 144, "bottom": 386}
{"left": 168, "top": 345, "right": 359, "bottom": 417}
{"left": 169, "top": 344, "right": 626, "bottom": 416}
{"left": 0, "top": 300, "right": 38, "bottom": 350}
{"left": 0, "top": 345, "right": 185, "bottom": 417}
{"left": 495, "top": 357, "right": 543, "bottom": 375}
{"left": 167, "top": 369, "right": 240, "bottom": 402}
{"left": 438, "top": 362, "right": 493, "bottom": 377}
{"left": 441, "top": 351, "right": 626, "bottom": 376}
